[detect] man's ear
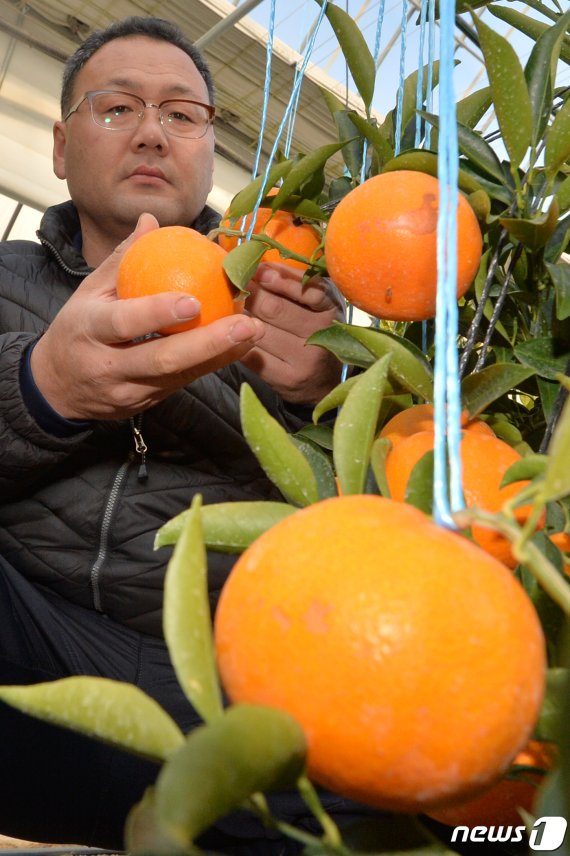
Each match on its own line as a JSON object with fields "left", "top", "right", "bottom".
{"left": 53, "top": 121, "right": 67, "bottom": 179}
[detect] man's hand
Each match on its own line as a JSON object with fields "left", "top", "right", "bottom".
{"left": 31, "top": 214, "right": 265, "bottom": 421}
{"left": 242, "top": 262, "right": 345, "bottom": 405}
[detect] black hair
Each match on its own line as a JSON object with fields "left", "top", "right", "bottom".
{"left": 60, "top": 16, "right": 215, "bottom": 116}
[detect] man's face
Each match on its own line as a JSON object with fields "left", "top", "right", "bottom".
{"left": 53, "top": 36, "right": 215, "bottom": 240}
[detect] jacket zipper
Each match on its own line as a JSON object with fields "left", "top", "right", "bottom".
{"left": 37, "top": 234, "right": 91, "bottom": 278}
{"left": 89, "top": 420, "right": 149, "bottom": 612}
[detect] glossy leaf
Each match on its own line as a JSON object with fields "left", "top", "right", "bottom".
{"left": 515, "top": 338, "right": 570, "bottom": 380}
{"left": 556, "top": 175, "right": 570, "bottom": 214}
{"left": 339, "top": 324, "right": 434, "bottom": 400}
{"left": 223, "top": 240, "right": 266, "bottom": 291}
{"left": 524, "top": 9, "right": 570, "bottom": 146}
{"left": 290, "top": 434, "right": 337, "bottom": 500}
{"left": 312, "top": 374, "right": 360, "bottom": 424}
{"left": 163, "top": 495, "right": 222, "bottom": 723}
{"left": 334, "top": 355, "right": 391, "bottom": 495}
{"left": 500, "top": 199, "right": 560, "bottom": 251}
{"left": 296, "top": 423, "right": 334, "bottom": 451}
{"left": 489, "top": 5, "right": 570, "bottom": 65}
{"left": 546, "top": 262, "right": 570, "bottom": 321}
{"left": 382, "top": 149, "right": 484, "bottom": 196}
{"left": 306, "top": 323, "right": 377, "bottom": 369}
{"left": 545, "top": 97, "right": 570, "bottom": 182}
{"left": 240, "top": 383, "right": 319, "bottom": 506}
{"left": 456, "top": 86, "right": 493, "bottom": 129}
{"left": 405, "top": 449, "right": 435, "bottom": 515}
{"left": 0, "top": 677, "right": 184, "bottom": 763}
{"left": 155, "top": 704, "right": 306, "bottom": 846}
{"left": 370, "top": 436, "right": 392, "bottom": 498}
{"left": 533, "top": 668, "right": 568, "bottom": 742}
{"left": 461, "top": 363, "right": 536, "bottom": 418}
{"left": 399, "top": 61, "right": 441, "bottom": 144}
{"left": 333, "top": 110, "right": 364, "bottom": 179}
{"left": 314, "top": 0, "right": 376, "bottom": 110}
{"left": 346, "top": 110, "right": 394, "bottom": 166}
{"left": 499, "top": 454, "right": 548, "bottom": 487}
{"left": 474, "top": 14, "right": 533, "bottom": 169}
{"left": 541, "top": 382, "right": 570, "bottom": 502}
{"left": 155, "top": 501, "right": 296, "bottom": 551}
{"left": 226, "top": 160, "right": 294, "bottom": 219}
{"left": 420, "top": 111, "right": 506, "bottom": 185}
{"left": 271, "top": 141, "right": 352, "bottom": 211}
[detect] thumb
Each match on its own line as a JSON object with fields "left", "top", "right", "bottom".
{"left": 114, "top": 211, "right": 160, "bottom": 257}
{"left": 81, "top": 213, "right": 160, "bottom": 295}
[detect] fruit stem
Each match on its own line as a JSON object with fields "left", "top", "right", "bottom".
{"left": 213, "top": 228, "right": 316, "bottom": 267}
{"left": 297, "top": 774, "right": 345, "bottom": 848}
{"left": 454, "top": 507, "right": 570, "bottom": 616}
{"left": 246, "top": 792, "right": 347, "bottom": 851}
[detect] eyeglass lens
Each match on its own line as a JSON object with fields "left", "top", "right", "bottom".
{"left": 90, "top": 92, "right": 212, "bottom": 138}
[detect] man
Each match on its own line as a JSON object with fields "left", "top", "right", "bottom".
{"left": 0, "top": 14, "right": 372, "bottom": 855}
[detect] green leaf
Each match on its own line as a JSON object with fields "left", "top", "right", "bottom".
{"left": 240, "top": 383, "right": 319, "bottom": 506}
{"left": 556, "top": 175, "right": 570, "bottom": 214}
{"left": 163, "top": 496, "right": 223, "bottom": 723}
{"left": 545, "top": 97, "right": 570, "bottom": 182}
{"left": 125, "top": 788, "right": 188, "bottom": 856}
{"left": 399, "top": 62, "right": 441, "bottom": 145}
{"left": 405, "top": 449, "right": 434, "bottom": 515}
{"left": 333, "top": 354, "right": 391, "bottom": 495}
{"left": 546, "top": 262, "right": 570, "bottom": 321}
{"left": 499, "top": 199, "right": 560, "bottom": 251}
{"left": 381, "top": 148, "right": 485, "bottom": 196}
{"left": 488, "top": 5, "right": 570, "bottom": 65}
{"left": 296, "top": 423, "right": 334, "bottom": 450}
{"left": 515, "top": 338, "right": 570, "bottom": 380}
{"left": 155, "top": 704, "right": 306, "bottom": 846}
{"left": 456, "top": 86, "right": 493, "bottom": 129}
{"left": 500, "top": 454, "right": 549, "bottom": 487}
{"left": 370, "top": 436, "right": 392, "bottom": 498}
{"left": 474, "top": 14, "right": 533, "bottom": 168}
{"left": 314, "top": 0, "right": 376, "bottom": 110}
{"left": 155, "top": 501, "right": 296, "bottom": 552}
{"left": 226, "top": 161, "right": 294, "bottom": 219}
{"left": 223, "top": 240, "right": 266, "bottom": 291}
{"left": 346, "top": 111, "right": 394, "bottom": 166}
{"left": 333, "top": 110, "right": 364, "bottom": 179}
{"left": 541, "top": 382, "right": 570, "bottom": 502}
{"left": 461, "top": 363, "right": 536, "bottom": 418}
{"left": 271, "top": 141, "right": 353, "bottom": 211}
{"left": 524, "top": 10, "right": 570, "bottom": 146}
{"left": 420, "top": 111, "right": 506, "bottom": 184}
{"left": 312, "top": 374, "right": 361, "bottom": 423}
{"left": 306, "top": 323, "right": 377, "bottom": 369}
{"left": 338, "top": 324, "right": 434, "bottom": 400}
{"left": 0, "top": 677, "right": 184, "bottom": 763}
{"left": 290, "top": 434, "right": 337, "bottom": 500}
{"left": 533, "top": 667, "right": 568, "bottom": 741}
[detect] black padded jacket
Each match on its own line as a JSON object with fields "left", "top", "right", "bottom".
{"left": 0, "top": 201, "right": 300, "bottom": 637}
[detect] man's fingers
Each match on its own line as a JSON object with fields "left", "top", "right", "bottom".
{"left": 252, "top": 263, "right": 344, "bottom": 313}
{"left": 92, "top": 291, "right": 202, "bottom": 342}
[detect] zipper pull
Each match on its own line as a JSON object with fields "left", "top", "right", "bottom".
{"left": 132, "top": 425, "right": 148, "bottom": 482}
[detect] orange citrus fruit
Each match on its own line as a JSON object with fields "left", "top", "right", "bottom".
{"left": 215, "top": 495, "right": 546, "bottom": 813}
{"left": 384, "top": 430, "right": 541, "bottom": 568}
{"left": 324, "top": 170, "right": 482, "bottom": 321}
{"left": 379, "top": 403, "right": 494, "bottom": 448}
{"left": 549, "top": 531, "right": 570, "bottom": 575}
{"left": 218, "top": 204, "right": 322, "bottom": 271}
{"left": 427, "top": 740, "right": 555, "bottom": 828}
{"left": 117, "top": 226, "right": 240, "bottom": 335}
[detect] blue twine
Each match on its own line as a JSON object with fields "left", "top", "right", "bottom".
{"left": 414, "top": 0, "right": 429, "bottom": 148}
{"left": 246, "top": 0, "right": 330, "bottom": 242}
{"left": 425, "top": 0, "right": 436, "bottom": 149}
{"left": 432, "top": 0, "right": 464, "bottom": 527}
{"left": 394, "top": 0, "right": 410, "bottom": 156}
{"left": 360, "top": 0, "right": 386, "bottom": 184}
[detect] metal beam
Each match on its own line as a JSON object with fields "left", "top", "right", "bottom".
{"left": 195, "top": 0, "right": 266, "bottom": 48}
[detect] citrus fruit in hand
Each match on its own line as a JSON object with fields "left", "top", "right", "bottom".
{"left": 379, "top": 403, "right": 494, "bottom": 448}
{"left": 218, "top": 204, "right": 322, "bottom": 271}
{"left": 214, "top": 495, "right": 546, "bottom": 813}
{"left": 117, "top": 226, "right": 240, "bottom": 335}
{"left": 426, "top": 739, "right": 555, "bottom": 828}
{"left": 324, "top": 170, "right": 482, "bottom": 321}
{"left": 384, "top": 430, "right": 541, "bottom": 568}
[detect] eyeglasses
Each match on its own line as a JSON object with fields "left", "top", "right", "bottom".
{"left": 64, "top": 90, "right": 215, "bottom": 139}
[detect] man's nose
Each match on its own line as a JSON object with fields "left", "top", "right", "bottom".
{"left": 131, "top": 107, "right": 169, "bottom": 148}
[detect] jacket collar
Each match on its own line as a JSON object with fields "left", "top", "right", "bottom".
{"left": 37, "top": 200, "right": 222, "bottom": 276}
